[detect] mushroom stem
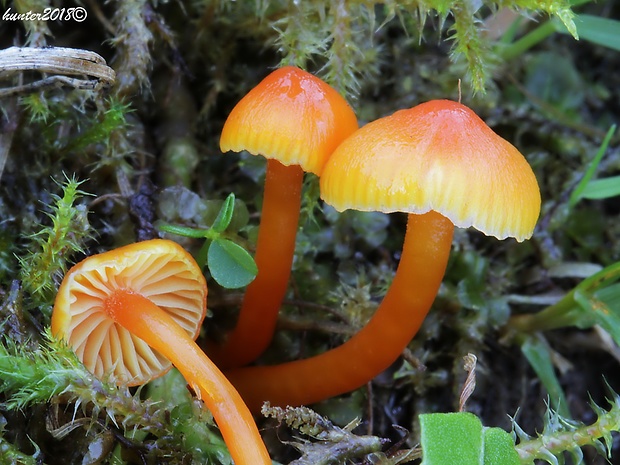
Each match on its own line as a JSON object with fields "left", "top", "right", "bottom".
{"left": 208, "top": 159, "right": 304, "bottom": 368}
{"left": 104, "top": 289, "right": 271, "bottom": 465}
{"left": 225, "top": 210, "right": 455, "bottom": 412}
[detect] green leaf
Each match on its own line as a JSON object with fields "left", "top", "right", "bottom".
{"left": 211, "top": 193, "right": 235, "bottom": 233}
{"left": 519, "top": 334, "right": 571, "bottom": 417}
{"left": 571, "top": 264, "right": 620, "bottom": 347}
{"left": 156, "top": 222, "right": 211, "bottom": 239}
{"left": 510, "top": 261, "right": 620, "bottom": 339}
{"left": 482, "top": 427, "right": 520, "bottom": 465}
{"left": 420, "top": 412, "right": 521, "bottom": 465}
{"left": 580, "top": 176, "right": 620, "bottom": 200}
{"left": 420, "top": 413, "right": 521, "bottom": 465}
{"left": 207, "top": 238, "right": 258, "bottom": 289}
{"left": 574, "top": 14, "right": 620, "bottom": 52}
{"left": 420, "top": 412, "right": 483, "bottom": 465}
{"left": 569, "top": 124, "right": 616, "bottom": 207}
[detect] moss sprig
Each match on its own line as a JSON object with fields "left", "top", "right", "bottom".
{"left": 0, "top": 421, "right": 40, "bottom": 465}
{"left": 271, "top": 1, "right": 330, "bottom": 70}
{"left": 19, "top": 93, "right": 52, "bottom": 125}
{"left": 109, "top": 0, "right": 154, "bottom": 98}
{"left": 61, "top": 98, "right": 132, "bottom": 155}
{"left": 270, "top": 0, "right": 380, "bottom": 99}
{"left": 262, "top": 403, "right": 385, "bottom": 464}
{"left": 511, "top": 0, "right": 578, "bottom": 39}
{"left": 264, "top": 0, "right": 577, "bottom": 95}
{"left": 448, "top": 2, "right": 492, "bottom": 93}
{"left": 513, "top": 388, "right": 620, "bottom": 464}
{"left": 0, "top": 330, "right": 167, "bottom": 433}
{"left": 0, "top": 330, "right": 237, "bottom": 463}
{"left": 14, "top": 0, "right": 51, "bottom": 46}
{"left": 18, "top": 175, "right": 93, "bottom": 315}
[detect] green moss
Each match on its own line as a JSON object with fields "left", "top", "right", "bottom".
{"left": 18, "top": 175, "right": 93, "bottom": 316}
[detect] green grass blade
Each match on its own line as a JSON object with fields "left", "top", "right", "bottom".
{"left": 574, "top": 14, "right": 620, "bottom": 51}
{"left": 580, "top": 176, "right": 620, "bottom": 200}
{"left": 569, "top": 124, "right": 616, "bottom": 207}
{"left": 519, "top": 334, "right": 571, "bottom": 417}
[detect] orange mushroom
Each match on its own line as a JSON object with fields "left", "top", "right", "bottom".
{"left": 210, "top": 66, "right": 358, "bottom": 368}
{"left": 51, "top": 239, "right": 271, "bottom": 465}
{"left": 225, "top": 99, "right": 541, "bottom": 412}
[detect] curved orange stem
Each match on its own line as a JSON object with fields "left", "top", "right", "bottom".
{"left": 104, "top": 290, "right": 271, "bottom": 465}
{"left": 208, "top": 159, "right": 304, "bottom": 368}
{"left": 225, "top": 211, "right": 455, "bottom": 413}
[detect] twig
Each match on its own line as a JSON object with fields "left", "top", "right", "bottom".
{"left": 0, "top": 46, "right": 116, "bottom": 96}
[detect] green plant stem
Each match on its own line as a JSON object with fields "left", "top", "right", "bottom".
{"left": 500, "top": 21, "right": 557, "bottom": 61}
{"left": 157, "top": 224, "right": 216, "bottom": 269}
{"left": 515, "top": 404, "right": 620, "bottom": 463}
{"left": 509, "top": 291, "right": 581, "bottom": 332}
{"left": 509, "top": 261, "right": 620, "bottom": 333}
{"left": 569, "top": 124, "right": 617, "bottom": 207}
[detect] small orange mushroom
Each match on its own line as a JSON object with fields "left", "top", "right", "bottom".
{"left": 51, "top": 239, "right": 271, "bottom": 465}
{"left": 225, "top": 99, "right": 541, "bottom": 412}
{"left": 210, "top": 66, "right": 358, "bottom": 368}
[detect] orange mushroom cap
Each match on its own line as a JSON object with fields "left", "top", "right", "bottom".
{"left": 320, "top": 99, "right": 541, "bottom": 241}
{"left": 51, "top": 239, "right": 207, "bottom": 385}
{"left": 220, "top": 66, "right": 359, "bottom": 175}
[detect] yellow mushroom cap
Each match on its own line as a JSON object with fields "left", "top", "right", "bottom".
{"left": 51, "top": 239, "right": 207, "bottom": 385}
{"left": 320, "top": 100, "right": 541, "bottom": 241}
{"left": 220, "top": 66, "right": 359, "bottom": 175}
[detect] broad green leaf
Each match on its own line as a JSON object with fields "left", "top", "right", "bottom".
{"left": 211, "top": 193, "right": 236, "bottom": 233}
{"left": 420, "top": 412, "right": 520, "bottom": 465}
{"left": 483, "top": 427, "right": 520, "bottom": 465}
{"left": 207, "top": 238, "right": 257, "bottom": 289}
{"left": 574, "top": 14, "right": 620, "bottom": 52}
{"left": 580, "top": 176, "right": 620, "bottom": 200}
{"left": 420, "top": 412, "right": 483, "bottom": 465}
{"left": 519, "top": 334, "right": 571, "bottom": 417}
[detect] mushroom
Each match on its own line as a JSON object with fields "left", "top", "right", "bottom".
{"left": 225, "top": 99, "right": 541, "bottom": 412}
{"left": 210, "top": 66, "right": 358, "bottom": 368}
{"left": 51, "top": 239, "right": 271, "bottom": 465}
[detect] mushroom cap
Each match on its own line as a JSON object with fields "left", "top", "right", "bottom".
{"left": 51, "top": 239, "right": 207, "bottom": 386}
{"left": 320, "top": 100, "right": 541, "bottom": 241}
{"left": 220, "top": 66, "right": 359, "bottom": 175}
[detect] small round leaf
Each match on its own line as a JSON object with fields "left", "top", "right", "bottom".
{"left": 207, "top": 238, "right": 257, "bottom": 289}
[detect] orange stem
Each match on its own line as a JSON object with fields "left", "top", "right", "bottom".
{"left": 225, "top": 211, "right": 455, "bottom": 413}
{"left": 208, "top": 159, "right": 304, "bottom": 368}
{"left": 104, "top": 290, "right": 271, "bottom": 465}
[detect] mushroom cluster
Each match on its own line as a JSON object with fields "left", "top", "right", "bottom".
{"left": 51, "top": 67, "right": 542, "bottom": 463}
{"left": 224, "top": 99, "right": 541, "bottom": 412}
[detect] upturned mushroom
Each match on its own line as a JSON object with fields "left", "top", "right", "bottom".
{"left": 225, "top": 99, "right": 541, "bottom": 412}
{"left": 210, "top": 66, "right": 358, "bottom": 368}
{"left": 51, "top": 239, "right": 271, "bottom": 465}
